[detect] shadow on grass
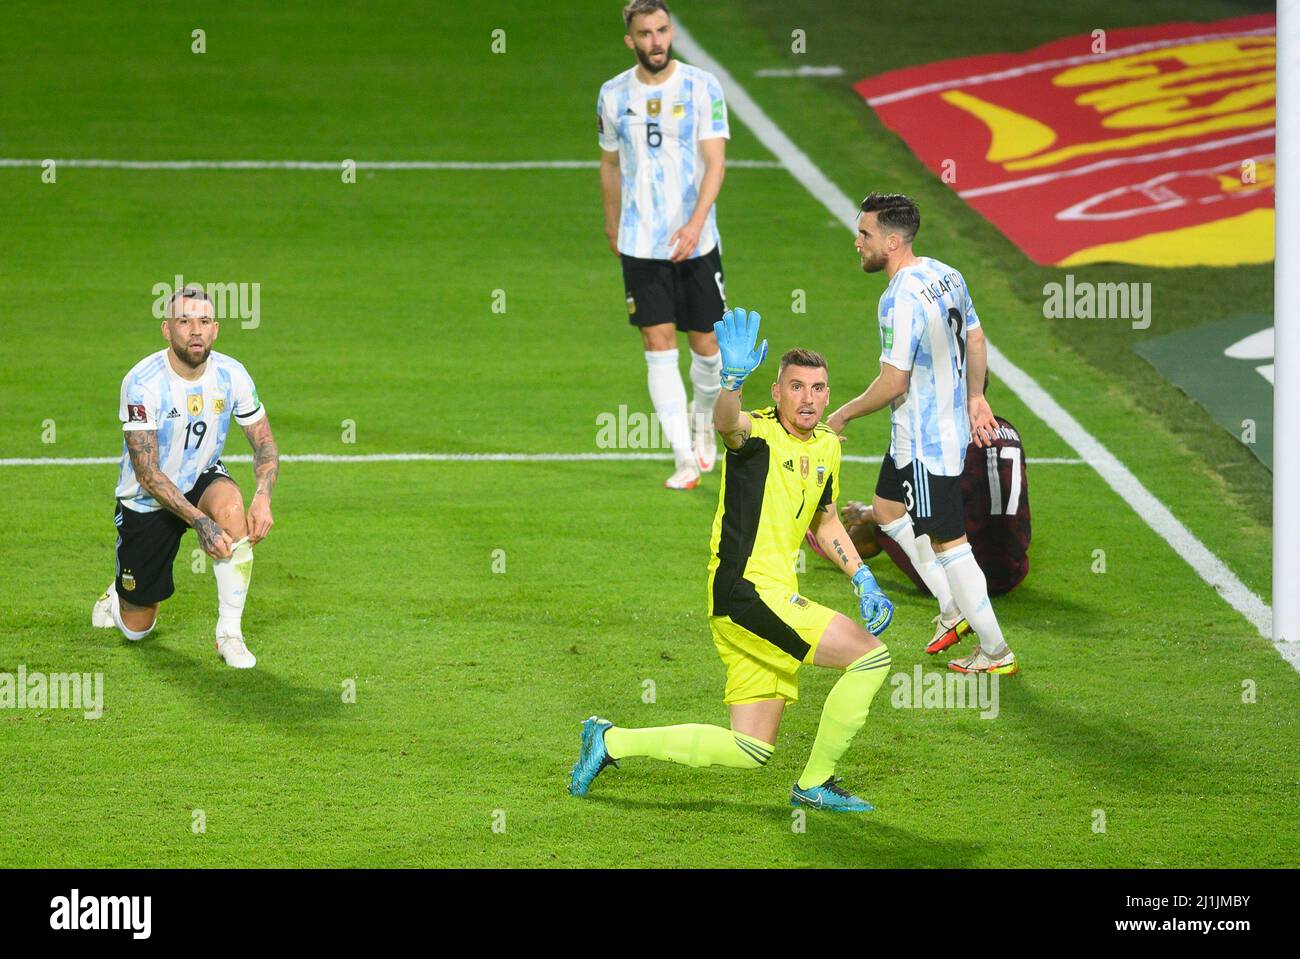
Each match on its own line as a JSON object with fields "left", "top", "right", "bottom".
{"left": 786, "top": 815, "right": 984, "bottom": 868}
{"left": 581, "top": 793, "right": 776, "bottom": 816}
{"left": 572, "top": 793, "right": 982, "bottom": 867}
{"left": 131, "top": 638, "right": 346, "bottom": 730}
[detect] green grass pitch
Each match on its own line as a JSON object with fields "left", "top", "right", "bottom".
{"left": 1, "top": 0, "right": 1296, "bottom": 867}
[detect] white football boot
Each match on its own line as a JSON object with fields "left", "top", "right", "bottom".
{"left": 925, "top": 610, "right": 973, "bottom": 655}
{"left": 91, "top": 584, "right": 117, "bottom": 628}
{"left": 216, "top": 634, "right": 257, "bottom": 669}
{"left": 689, "top": 401, "right": 717, "bottom": 473}
{"left": 665, "top": 462, "right": 701, "bottom": 490}
{"left": 948, "top": 644, "right": 1019, "bottom": 676}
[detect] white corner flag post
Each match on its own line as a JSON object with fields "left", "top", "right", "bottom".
{"left": 1276, "top": 0, "right": 1299, "bottom": 650}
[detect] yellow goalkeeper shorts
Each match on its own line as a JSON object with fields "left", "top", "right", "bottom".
{"left": 709, "top": 581, "right": 837, "bottom": 705}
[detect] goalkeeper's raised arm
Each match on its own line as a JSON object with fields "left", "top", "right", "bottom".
{"left": 712, "top": 306, "right": 767, "bottom": 449}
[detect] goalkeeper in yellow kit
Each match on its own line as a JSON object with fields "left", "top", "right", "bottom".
{"left": 569, "top": 308, "right": 894, "bottom": 811}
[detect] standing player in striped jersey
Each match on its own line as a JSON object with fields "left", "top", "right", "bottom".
{"left": 598, "top": 0, "right": 728, "bottom": 490}
{"left": 827, "top": 193, "right": 1019, "bottom": 675}
{"left": 91, "top": 287, "right": 279, "bottom": 669}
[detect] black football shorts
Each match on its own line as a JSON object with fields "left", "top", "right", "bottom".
{"left": 113, "top": 461, "right": 236, "bottom": 605}
{"left": 620, "top": 247, "right": 726, "bottom": 333}
{"left": 874, "top": 452, "right": 966, "bottom": 543}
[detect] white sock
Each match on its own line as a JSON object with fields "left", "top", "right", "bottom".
{"left": 688, "top": 350, "right": 722, "bottom": 439}
{"left": 213, "top": 537, "right": 254, "bottom": 638}
{"left": 109, "top": 588, "right": 154, "bottom": 641}
{"left": 936, "top": 543, "right": 1009, "bottom": 656}
{"left": 878, "top": 515, "right": 958, "bottom": 618}
{"left": 645, "top": 349, "right": 693, "bottom": 468}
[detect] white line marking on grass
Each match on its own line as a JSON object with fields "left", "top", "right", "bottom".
{"left": 672, "top": 22, "right": 1282, "bottom": 657}
{"left": 863, "top": 25, "right": 1276, "bottom": 106}
{"left": 0, "top": 158, "right": 783, "bottom": 171}
{"left": 754, "top": 66, "right": 845, "bottom": 77}
{"left": 0, "top": 452, "right": 1084, "bottom": 467}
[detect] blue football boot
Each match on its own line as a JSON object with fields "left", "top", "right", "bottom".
{"left": 790, "top": 776, "right": 874, "bottom": 812}
{"left": 568, "top": 716, "right": 618, "bottom": 796}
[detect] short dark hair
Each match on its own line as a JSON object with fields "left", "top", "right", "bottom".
{"left": 778, "top": 348, "right": 828, "bottom": 381}
{"left": 165, "top": 285, "right": 212, "bottom": 315}
{"left": 623, "top": 0, "right": 670, "bottom": 29}
{"left": 860, "top": 192, "right": 920, "bottom": 243}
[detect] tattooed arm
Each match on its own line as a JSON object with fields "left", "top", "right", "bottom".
{"left": 713, "top": 382, "right": 753, "bottom": 451}
{"left": 242, "top": 415, "right": 279, "bottom": 545}
{"left": 810, "top": 499, "right": 867, "bottom": 580}
{"left": 124, "top": 429, "right": 232, "bottom": 559}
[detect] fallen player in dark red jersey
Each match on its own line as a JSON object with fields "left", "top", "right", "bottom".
{"left": 808, "top": 415, "right": 1031, "bottom": 598}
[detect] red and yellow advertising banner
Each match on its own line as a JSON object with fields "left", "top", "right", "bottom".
{"left": 854, "top": 14, "right": 1275, "bottom": 267}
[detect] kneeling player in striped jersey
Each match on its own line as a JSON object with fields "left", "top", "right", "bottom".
{"left": 570, "top": 308, "right": 894, "bottom": 812}
{"left": 90, "top": 287, "right": 279, "bottom": 669}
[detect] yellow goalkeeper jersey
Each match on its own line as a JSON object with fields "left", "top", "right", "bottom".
{"left": 707, "top": 407, "right": 842, "bottom": 614}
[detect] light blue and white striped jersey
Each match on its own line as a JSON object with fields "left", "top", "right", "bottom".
{"left": 597, "top": 60, "right": 729, "bottom": 260}
{"left": 878, "top": 257, "right": 982, "bottom": 476}
{"left": 115, "top": 349, "right": 265, "bottom": 512}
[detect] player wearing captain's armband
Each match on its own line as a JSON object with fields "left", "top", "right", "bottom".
{"left": 90, "top": 286, "right": 280, "bottom": 669}
{"left": 570, "top": 308, "right": 895, "bottom": 813}
{"left": 827, "top": 193, "right": 1018, "bottom": 675}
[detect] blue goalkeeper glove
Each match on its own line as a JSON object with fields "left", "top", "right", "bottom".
{"left": 852, "top": 566, "right": 894, "bottom": 636}
{"left": 713, "top": 307, "right": 769, "bottom": 391}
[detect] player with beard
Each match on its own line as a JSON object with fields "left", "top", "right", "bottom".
{"left": 827, "top": 193, "right": 1019, "bottom": 675}
{"left": 570, "top": 309, "right": 896, "bottom": 813}
{"left": 597, "top": 0, "right": 729, "bottom": 489}
{"left": 91, "top": 286, "right": 279, "bottom": 668}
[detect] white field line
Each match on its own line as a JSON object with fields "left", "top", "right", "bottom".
{"left": 0, "top": 158, "right": 782, "bottom": 171}
{"left": 0, "top": 452, "right": 1084, "bottom": 467}
{"left": 754, "top": 66, "right": 845, "bottom": 77}
{"left": 672, "top": 22, "right": 1286, "bottom": 663}
{"left": 863, "top": 25, "right": 1276, "bottom": 106}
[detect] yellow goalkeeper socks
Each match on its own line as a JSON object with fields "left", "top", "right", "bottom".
{"left": 796, "top": 644, "right": 891, "bottom": 789}
{"left": 604, "top": 723, "right": 774, "bottom": 769}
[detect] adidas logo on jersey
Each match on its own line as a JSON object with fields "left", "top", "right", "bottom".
{"left": 783, "top": 459, "right": 794, "bottom": 472}
{"left": 165, "top": 408, "right": 181, "bottom": 419}
{"left": 624, "top": 107, "right": 636, "bottom": 115}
